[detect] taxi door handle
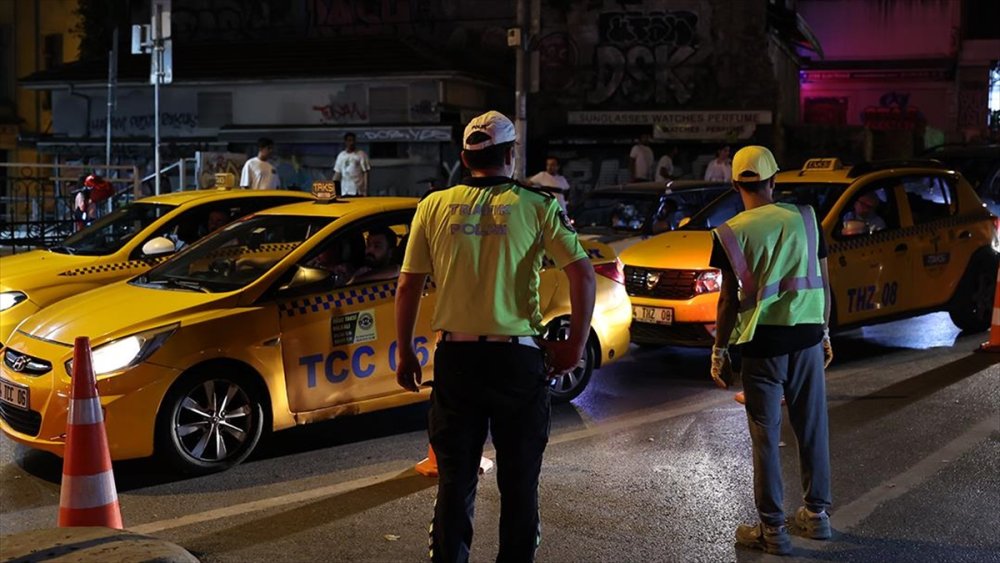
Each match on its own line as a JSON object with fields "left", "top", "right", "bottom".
{"left": 958, "top": 230, "right": 972, "bottom": 240}
{"left": 895, "top": 243, "right": 908, "bottom": 252}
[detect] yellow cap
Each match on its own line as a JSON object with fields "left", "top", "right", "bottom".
{"left": 732, "top": 146, "right": 779, "bottom": 182}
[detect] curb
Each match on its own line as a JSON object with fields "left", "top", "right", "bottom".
{"left": 1, "top": 526, "right": 198, "bottom": 563}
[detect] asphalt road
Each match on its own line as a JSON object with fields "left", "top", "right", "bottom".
{"left": 1, "top": 312, "right": 998, "bottom": 562}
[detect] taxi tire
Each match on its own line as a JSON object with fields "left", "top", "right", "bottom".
{"left": 948, "top": 257, "right": 997, "bottom": 333}
{"left": 544, "top": 318, "right": 595, "bottom": 404}
{"left": 157, "top": 370, "right": 266, "bottom": 475}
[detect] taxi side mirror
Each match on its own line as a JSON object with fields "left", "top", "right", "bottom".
{"left": 841, "top": 219, "right": 868, "bottom": 237}
{"left": 279, "top": 265, "right": 335, "bottom": 295}
{"left": 678, "top": 216, "right": 691, "bottom": 228}
{"left": 142, "top": 236, "right": 178, "bottom": 257}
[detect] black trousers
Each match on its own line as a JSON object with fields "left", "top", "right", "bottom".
{"left": 428, "top": 341, "right": 551, "bottom": 563}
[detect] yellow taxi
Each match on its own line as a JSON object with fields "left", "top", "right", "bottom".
{"left": 0, "top": 189, "right": 313, "bottom": 346}
{"left": 0, "top": 192, "right": 631, "bottom": 473}
{"left": 621, "top": 158, "right": 1000, "bottom": 346}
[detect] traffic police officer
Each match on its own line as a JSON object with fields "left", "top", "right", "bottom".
{"left": 710, "top": 146, "right": 834, "bottom": 555}
{"left": 395, "top": 110, "right": 596, "bottom": 563}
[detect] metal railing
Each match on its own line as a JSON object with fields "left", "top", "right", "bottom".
{"left": 0, "top": 163, "right": 141, "bottom": 251}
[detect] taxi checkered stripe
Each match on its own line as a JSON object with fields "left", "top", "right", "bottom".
{"left": 827, "top": 213, "right": 987, "bottom": 254}
{"left": 206, "top": 242, "right": 301, "bottom": 260}
{"left": 278, "top": 278, "right": 436, "bottom": 318}
{"left": 58, "top": 257, "right": 167, "bottom": 277}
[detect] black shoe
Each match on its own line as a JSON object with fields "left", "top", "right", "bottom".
{"left": 735, "top": 522, "right": 792, "bottom": 555}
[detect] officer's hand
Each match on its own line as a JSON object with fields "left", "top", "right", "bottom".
{"left": 541, "top": 340, "right": 584, "bottom": 377}
{"left": 710, "top": 345, "right": 731, "bottom": 389}
{"left": 395, "top": 346, "right": 423, "bottom": 392}
{"left": 822, "top": 328, "right": 833, "bottom": 369}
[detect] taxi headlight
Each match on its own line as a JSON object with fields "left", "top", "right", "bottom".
{"left": 0, "top": 292, "right": 27, "bottom": 311}
{"left": 66, "top": 323, "right": 178, "bottom": 376}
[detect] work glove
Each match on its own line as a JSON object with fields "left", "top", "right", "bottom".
{"left": 822, "top": 328, "right": 833, "bottom": 369}
{"left": 710, "top": 345, "right": 731, "bottom": 389}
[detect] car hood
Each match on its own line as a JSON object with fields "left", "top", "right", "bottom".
{"left": 16, "top": 281, "right": 227, "bottom": 345}
{"left": 579, "top": 232, "right": 647, "bottom": 255}
{"left": 619, "top": 229, "right": 714, "bottom": 270}
{"left": 0, "top": 251, "right": 97, "bottom": 292}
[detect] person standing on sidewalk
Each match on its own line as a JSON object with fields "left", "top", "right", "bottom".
{"left": 333, "top": 132, "right": 371, "bottom": 196}
{"left": 239, "top": 137, "right": 280, "bottom": 189}
{"left": 709, "top": 145, "right": 835, "bottom": 555}
{"left": 395, "top": 110, "right": 596, "bottom": 563}
{"left": 528, "top": 156, "right": 571, "bottom": 210}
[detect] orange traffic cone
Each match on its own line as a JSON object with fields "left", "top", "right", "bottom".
{"left": 978, "top": 266, "right": 1000, "bottom": 353}
{"left": 58, "top": 336, "right": 123, "bottom": 529}
{"left": 414, "top": 444, "right": 494, "bottom": 477}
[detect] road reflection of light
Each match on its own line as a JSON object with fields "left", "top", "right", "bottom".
{"left": 855, "top": 312, "right": 962, "bottom": 350}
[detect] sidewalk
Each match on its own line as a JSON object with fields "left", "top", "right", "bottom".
{"left": 1, "top": 526, "right": 198, "bottom": 562}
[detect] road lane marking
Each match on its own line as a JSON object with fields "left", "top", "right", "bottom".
{"left": 130, "top": 393, "right": 732, "bottom": 535}
{"left": 832, "top": 416, "right": 997, "bottom": 531}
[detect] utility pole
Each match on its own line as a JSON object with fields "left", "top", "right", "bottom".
{"left": 512, "top": 0, "right": 527, "bottom": 180}
{"left": 105, "top": 28, "right": 118, "bottom": 178}
{"left": 134, "top": 1, "right": 172, "bottom": 195}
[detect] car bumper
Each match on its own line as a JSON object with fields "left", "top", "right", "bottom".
{"left": 628, "top": 293, "right": 718, "bottom": 347}
{"left": 0, "top": 336, "right": 182, "bottom": 460}
{"left": 593, "top": 283, "right": 633, "bottom": 366}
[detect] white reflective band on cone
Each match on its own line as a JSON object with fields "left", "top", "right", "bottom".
{"left": 59, "top": 471, "right": 119, "bottom": 509}
{"left": 69, "top": 398, "right": 104, "bottom": 426}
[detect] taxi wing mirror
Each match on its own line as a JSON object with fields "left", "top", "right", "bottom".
{"left": 279, "top": 265, "right": 335, "bottom": 295}
{"left": 142, "top": 236, "right": 178, "bottom": 258}
{"left": 841, "top": 219, "right": 868, "bottom": 237}
{"left": 678, "top": 216, "right": 691, "bottom": 228}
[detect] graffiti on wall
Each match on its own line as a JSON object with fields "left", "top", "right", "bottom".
{"left": 89, "top": 113, "right": 200, "bottom": 134}
{"left": 862, "top": 92, "right": 924, "bottom": 131}
{"left": 587, "top": 10, "right": 703, "bottom": 106}
{"left": 313, "top": 102, "right": 369, "bottom": 123}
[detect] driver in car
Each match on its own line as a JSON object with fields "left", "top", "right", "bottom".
{"left": 348, "top": 227, "right": 400, "bottom": 284}
{"left": 841, "top": 192, "right": 887, "bottom": 235}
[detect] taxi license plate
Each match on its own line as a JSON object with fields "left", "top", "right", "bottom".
{"left": 0, "top": 377, "right": 29, "bottom": 411}
{"left": 633, "top": 306, "right": 674, "bottom": 325}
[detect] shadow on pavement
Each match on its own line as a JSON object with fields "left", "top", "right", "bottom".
{"left": 733, "top": 531, "right": 1000, "bottom": 561}
{"left": 181, "top": 470, "right": 435, "bottom": 557}
{"left": 828, "top": 353, "right": 999, "bottom": 427}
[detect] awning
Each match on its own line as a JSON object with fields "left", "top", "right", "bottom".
{"left": 218, "top": 125, "right": 457, "bottom": 144}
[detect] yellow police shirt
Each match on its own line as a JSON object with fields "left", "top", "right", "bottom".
{"left": 402, "top": 177, "right": 587, "bottom": 335}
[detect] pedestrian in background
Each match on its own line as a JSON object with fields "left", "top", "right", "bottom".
{"left": 333, "top": 132, "right": 371, "bottom": 196}
{"left": 395, "top": 110, "right": 596, "bottom": 563}
{"left": 240, "top": 137, "right": 280, "bottom": 189}
{"left": 655, "top": 145, "right": 679, "bottom": 183}
{"left": 629, "top": 133, "right": 655, "bottom": 181}
{"left": 704, "top": 145, "right": 733, "bottom": 182}
{"left": 528, "top": 156, "right": 571, "bottom": 210}
{"left": 710, "top": 146, "right": 834, "bottom": 555}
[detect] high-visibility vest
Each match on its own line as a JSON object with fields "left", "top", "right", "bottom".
{"left": 714, "top": 202, "right": 825, "bottom": 345}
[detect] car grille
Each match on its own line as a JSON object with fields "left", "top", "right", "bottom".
{"left": 3, "top": 348, "right": 51, "bottom": 376}
{"left": 625, "top": 267, "right": 699, "bottom": 300}
{"left": 630, "top": 321, "right": 714, "bottom": 347}
{"left": 0, "top": 402, "right": 42, "bottom": 436}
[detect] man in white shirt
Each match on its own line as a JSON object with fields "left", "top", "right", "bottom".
{"left": 239, "top": 137, "right": 280, "bottom": 190}
{"left": 629, "top": 133, "right": 655, "bottom": 181}
{"left": 655, "top": 146, "right": 679, "bottom": 183}
{"left": 704, "top": 145, "right": 733, "bottom": 182}
{"left": 527, "top": 156, "right": 571, "bottom": 210}
{"left": 333, "top": 132, "right": 371, "bottom": 196}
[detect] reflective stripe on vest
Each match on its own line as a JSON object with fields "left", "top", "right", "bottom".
{"left": 715, "top": 205, "right": 823, "bottom": 312}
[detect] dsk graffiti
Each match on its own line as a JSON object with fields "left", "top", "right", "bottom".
{"left": 588, "top": 10, "right": 701, "bottom": 106}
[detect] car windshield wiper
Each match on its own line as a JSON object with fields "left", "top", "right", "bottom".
{"left": 140, "top": 276, "right": 211, "bottom": 293}
{"left": 48, "top": 245, "right": 76, "bottom": 255}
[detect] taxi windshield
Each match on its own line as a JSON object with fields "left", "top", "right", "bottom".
{"left": 134, "top": 214, "right": 334, "bottom": 293}
{"left": 55, "top": 202, "right": 176, "bottom": 256}
{"left": 681, "top": 182, "right": 849, "bottom": 230}
{"left": 571, "top": 193, "right": 659, "bottom": 233}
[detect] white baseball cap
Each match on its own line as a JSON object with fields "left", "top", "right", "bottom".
{"left": 463, "top": 110, "right": 517, "bottom": 150}
{"left": 732, "top": 145, "right": 780, "bottom": 182}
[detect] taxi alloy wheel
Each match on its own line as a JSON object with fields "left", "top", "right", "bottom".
{"left": 949, "top": 258, "right": 997, "bottom": 333}
{"left": 545, "top": 318, "right": 595, "bottom": 404}
{"left": 160, "top": 373, "right": 265, "bottom": 474}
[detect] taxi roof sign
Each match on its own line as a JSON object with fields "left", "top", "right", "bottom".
{"left": 311, "top": 181, "right": 337, "bottom": 202}
{"left": 800, "top": 158, "right": 843, "bottom": 174}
